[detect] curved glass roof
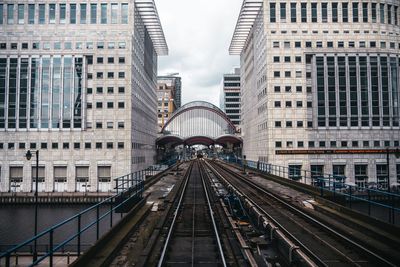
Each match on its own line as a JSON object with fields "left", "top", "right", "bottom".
{"left": 161, "top": 101, "right": 237, "bottom": 139}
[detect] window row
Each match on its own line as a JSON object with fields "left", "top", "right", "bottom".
{"left": 87, "top": 101, "right": 125, "bottom": 109}
{"left": 275, "top": 140, "right": 400, "bottom": 149}
{"left": 0, "top": 41, "right": 127, "bottom": 51}
{"left": 86, "top": 121, "right": 125, "bottom": 129}
{"left": 270, "top": 2, "right": 399, "bottom": 25}
{"left": 0, "top": 56, "right": 83, "bottom": 129}
{"left": 272, "top": 40, "right": 400, "bottom": 49}
{"left": 1, "top": 141, "right": 125, "bottom": 150}
{"left": 274, "top": 100, "right": 310, "bottom": 108}
{"left": 87, "top": 86, "right": 125, "bottom": 94}
{"left": 273, "top": 70, "right": 302, "bottom": 78}
{"left": 6, "top": 165, "right": 112, "bottom": 192}
{"left": 0, "top": 3, "right": 129, "bottom": 26}
{"left": 87, "top": 72, "right": 126, "bottom": 79}
{"left": 287, "top": 164, "right": 400, "bottom": 189}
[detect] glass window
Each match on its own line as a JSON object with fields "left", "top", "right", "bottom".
{"left": 70, "top": 4, "right": 76, "bottom": 24}
{"left": 7, "top": 4, "right": 14, "bottom": 24}
{"left": 376, "top": 164, "right": 388, "bottom": 189}
{"left": 321, "top": 3, "right": 327, "bottom": 22}
{"left": 332, "top": 2, "right": 338, "bottom": 22}
{"left": 111, "top": 4, "right": 118, "bottom": 24}
{"left": 280, "top": 3, "right": 286, "bottom": 20}
{"left": 121, "top": 3, "right": 128, "bottom": 24}
{"left": 0, "top": 4, "right": 3, "bottom": 24}
{"left": 301, "top": 3, "right": 307, "bottom": 22}
{"left": 270, "top": 3, "right": 276, "bottom": 22}
{"left": 371, "top": 3, "right": 377, "bottom": 22}
{"left": 39, "top": 4, "right": 45, "bottom": 24}
{"left": 388, "top": 5, "right": 392, "bottom": 24}
{"left": 18, "top": 4, "right": 24, "bottom": 24}
{"left": 380, "top": 4, "right": 385, "bottom": 24}
{"left": 352, "top": 3, "right": 359, "bottom": 22}
{"left": 289, "top": 165, "right": 302, "bottom": 180}
{"left": 290, "top": 3, "right": 296, "bottom": 23}
{"left": 90, "top": 4, "right": 97, "bottom": 24}
{"left": 397, "top": 164, "right": 400, "bottom": 183}
{"left": 49, "top": 4, "right": 55, "bottom": 24}
{"left": 342, "top": 3, "right": 349, "bottom": 22}
{"left": 80, "top": 4, "right": 87, "bottom": 24}
{"left": 28, "top": 4, "right": 35, "bottom": 24}
{"left": 101, "top": 3, "right": 107, "bottom": 24}
{"left": 355, "top": 164, "right": 368, "bottom": 188}
{"left": 311, "top": 3, "right": 317, "bottom": 22}
{"left": 59, "top": 4, "right": 66, "bottom": 23}
{"left": 362, "top": 3, "right": 368, "bottom": 23}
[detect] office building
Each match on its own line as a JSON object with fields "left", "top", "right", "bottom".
{"left": 0, "top": 0, "right": 168, "bottom": 192}
{"left": 220, "top": 68, "right": 241, "bottom": 126}
{"left": 230, "top": 0, "right": 400, "bottom": 188}
{"left": 157, "top": 79, "right": 177, "bottom": 129}
{"left": 158, "top": 74, "right": 182, "bottom": 109}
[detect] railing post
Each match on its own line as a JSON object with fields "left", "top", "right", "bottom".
{"left": 349, "top": 186, "right": 352, "bottom": 209}
{"left": 110, "top": 202, "right": 113, "bottom": 228}
{"left": 368, "top": 189, "right": 371, "bottom": 216}
{"left": 77, "top": 214, "right": 81, "bottom": 256}
{"left": 5, "top": 252, "right": 10, "bottom": 267}
{"left": 49, "top": 229, "right": 54, "bottom": 267}
{"left": 96, "top": 205, "right": 100, "bottom": 240}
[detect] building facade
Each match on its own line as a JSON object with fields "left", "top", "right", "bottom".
{"left": 157, "top": 77, "right": 179, "bottom": 129}
{"left": 220, "top": 68, "right": 241, "bottom": 126}
{"left": 231, "top": 0, "right": 400, "bottom": 188}
{"left": 0, "top": 0, "right": 168, "bottom": 192}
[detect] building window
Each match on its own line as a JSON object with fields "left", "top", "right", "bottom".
{"left": 376, "top": 164, "right": 388, "bottom": 190}
{"left": 54, "top": 166, "right": 67, "bottom": 189}
{"left": 298, "top": 141, "right": 304, "bottom": 148}
{"left": 97, "top": 57, "right": 104, "bottom": 64}
{"left": 107, "top": 122, "right": 113, "bottom": 129}
{"left": 297, "top": 121, "right": 303, "bottom": 127}
{"left": 270, "top": 3, "right": 276, "bottom": 22}
{"left": 63, "top": 143, "right": 69, "bottom": 149}
{"left": 275, "top": 141, "right": 282, "bottom": 148}
{"left": 290, "top": 3, "right": 296, "bottom": 22}
{"left": 118, "top": 72, "right": 125, "bottom": 78}
{"left": 275, "top": 121, "right": 281, "bottom": 127}
{"left": 106, "top": 142, "right": 113, "bottom": 149}
{"left": 118, "top": 142, "right": 124, "bottom": 149}
{"left": 285, "top": 101, "right": 292, "bottom": 108}
{"left": 118, "top": 102, "right": 125, "bottom": 109}
{"left": 76, "top": 166, "right": 89, "bottom": 191}
{"left": 7, "top": 4, "right": 14, "bottom": 24}
{"left": 118, "top": 122, "right": 125, "bottom": 129}
{"left": 311, "top": 3, "right": 317, "bottom": 22}
{"left": 91, "top": 4, "right": 97, "bottom": 24}
{"left": 397, "top": 164, "right": 400, "bottom": 183}
{"left": 309, "top": 141, "right": 315, "bottom": 148}
{"left": 111, "top": 3, "right": 118, "bottom": 24}
{"left": 17, "top": 4, "right": 24, "bottom": 24}
{"left": 107, "top": 72, "right": 114, "bottom": 79}
{"left": 289, "top": 165, "right": 302, "bottom": 180}
{"left": 96, "top": 142, "right": 102, "bottom": 149}
{"left": 80, "top": 3, "right": 87, "bottom": 24}
{"left": 280, "top": 3, "right": 286, "bottom": 21}
{"left": 342, "top": 3, "right": 349, "bottom": 22}
{"left": 107, "top": 102, "right": 114, "bottom": 109}
{"left": 121, "top": 4, "right": 128, "bottom": 24}
{"left": 301, "top": 3, "right": 307, "bottom": 22}
{"left": 85, "top": 142, "right": 91, "bottom": 149}
{"left": 274, "top": 71, "right": 280, "bottom": 77}
{"left": 101, "top": 3, "right": 107, "bottom": 24}
{"left": 286, "top": 121, "right": 292, "bottom": 128}
{"left": 274, "top": 101, "right": 281, "bottom": 108}
{"left": 74, "top": 143, "right": 80, "bottom": 149}
{"left": 96, "top": 122, "right": 103, "bottom": 129}
{"left": 96, "top": 102, "right": 103, "bottom": 109}
{"left": 274, "top": 86, "right": 281, "bottom": 92}
{"left": 70, "top": 4, "right": 76, "bottom": 24}
{"left": 355, "top": 165, "right": 368, "bottom": 188}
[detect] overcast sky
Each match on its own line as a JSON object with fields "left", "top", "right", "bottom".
{"left": 156, "top": 0, "right": 243, "bottom": 107}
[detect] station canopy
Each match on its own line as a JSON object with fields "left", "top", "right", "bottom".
{"left": 157, "top": 101, "right": 242, "bottom": 147}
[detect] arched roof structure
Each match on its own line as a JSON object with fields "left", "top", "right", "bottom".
{"left": 158, "top": 101, "right": 241, "bottom": 147}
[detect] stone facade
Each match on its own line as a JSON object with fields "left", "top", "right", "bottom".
{"left": 234, "top": 0, "right": 400, "bottom": 188}
{"left": 0, "top": 0, "right": 167, "bottom": 192}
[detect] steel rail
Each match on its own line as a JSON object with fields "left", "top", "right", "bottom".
{"left": 157, "top": 162, "right": 193, "bottom": 267}
{"left": 198, "top": 161, "right": 227, "bottom": 267}
{"left": 211, "top": 160, "right": 397, "bottom": 267}
{"left": 205, "top": 161, "right": 320, "bottom": 266}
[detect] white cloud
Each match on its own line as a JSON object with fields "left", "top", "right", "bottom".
{"left": 155, "top": 0, "right": 242, "bottom": 107}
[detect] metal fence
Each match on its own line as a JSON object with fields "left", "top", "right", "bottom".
{"left": 222, "top": 157, "right": 400, "bottom": 225}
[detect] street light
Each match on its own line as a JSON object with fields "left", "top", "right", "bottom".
{"left": 25, "top": 149, "right": 39, "bottom": 262}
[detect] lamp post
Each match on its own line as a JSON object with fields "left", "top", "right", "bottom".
{"left": 26, "top": 150, "right": 39, "bottom": 261}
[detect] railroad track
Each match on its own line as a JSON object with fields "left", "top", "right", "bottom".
{"left": 206, "top": 160, "right": 398, "bottom": 267}
{"left": 158, "top": 160, "right": 226, "bottom": 266}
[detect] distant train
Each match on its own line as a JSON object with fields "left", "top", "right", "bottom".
{"left": 196, "top": 152, "right": 203, "bottom": 159}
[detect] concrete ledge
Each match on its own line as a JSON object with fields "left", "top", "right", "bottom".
{"left": 70, "top": 197, "right": 151, "bottom": 267}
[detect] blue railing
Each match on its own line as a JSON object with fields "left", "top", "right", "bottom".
{"left": 0, "top": 172, "right": 144, "bottom": 267}
{"left": 222, "top": 157, "right": 400, "bottom": 225}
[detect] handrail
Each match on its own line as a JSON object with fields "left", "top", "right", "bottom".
{"left": 0, "top": 171, "right": 146, "bottom": 266}
{"left": 221, "top": 157, "right": 400, "bottom": 224}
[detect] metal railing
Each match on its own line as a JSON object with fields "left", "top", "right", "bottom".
{"left": 222, "top": 157, "right": 400, "bottom": 225}
{"left": 0, "top": 171, "right": 144, "bottom": 267}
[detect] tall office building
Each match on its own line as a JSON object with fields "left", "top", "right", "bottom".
{"left": 158, "top": 74, "right": 182, "bottom": 109}
{"left": 0, "top": 0, "right": 168, "bottom": 192}
{"left": 230, "top": 0, "right": 400, "bottom": 188}
{"left": 157, "top": 79, "right": 177, "bottom": 129}
{"left": 220, "top": 68, "right": 241, "bottom": 126}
